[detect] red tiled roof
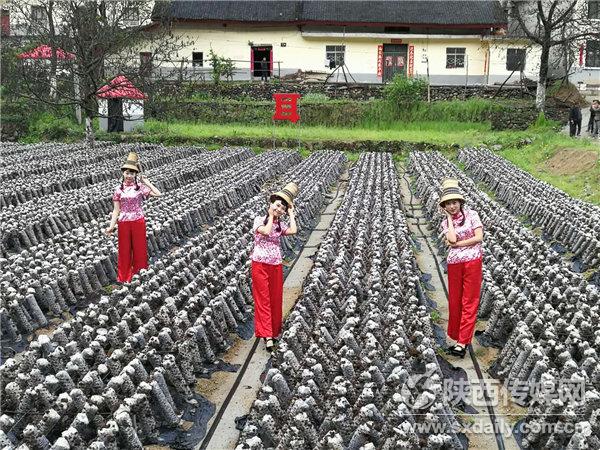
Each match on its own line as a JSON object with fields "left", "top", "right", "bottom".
{"left": 96, "top": 75, "right": 147, "bottom": 99}
{"left": 17, "top": 44, "right": 75, "bottom": 60}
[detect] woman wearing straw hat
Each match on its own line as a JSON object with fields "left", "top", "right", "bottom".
{"left": 439, "top": 179, "right": 483, "bottom": 358}
{"left": 104, "top": 152, "right": 162, "bottom": 283}
{"left": 250, "top": 182, "right": 298, "bottom": 351}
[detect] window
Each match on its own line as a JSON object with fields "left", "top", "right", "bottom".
{"left": 506, "top": 48, "right": 526, "bottom": 71}
{"left": 585, "top": 40, "right": 600, "bottom": 67}
{"left": 139, "top": 52, "right": 152, "bottom": 75}
{"left": 589, "top": 0, "right": 600, "bottom": 19}
{"left": 1, "top": 10, "right": 9, "bottom": 36}
{"left": 123, "top": 6, "right": 139, "bottom": 26}
{"left": 31, "top": 5, "right": 46, "bottom": 26}
{"left": 446, "top": 47, "right": 465, "bottom": 68}
{"left": 192, "top": 52, "right": 204, "bottom": 67}
{"left": 326, "top": 45, "right": 345, "bottom": 68}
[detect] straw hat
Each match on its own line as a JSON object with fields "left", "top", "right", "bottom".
{"left": 121, "top": 152, "right": 140, "bottom": 172}
{"left": 438, "top": 178, "right": 464, "bottom": 207}
{"left": 270, "top": 182, "right": 299, "bottom": 207}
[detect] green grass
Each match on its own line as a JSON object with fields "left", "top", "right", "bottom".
{"left": 345, "top": 152, "right": 360, "bottom": 162}
{"left": 139, "top": 118, "right": 491, "bottom": 144}
{"left": 360, "top": 97, "right": 513, "bottom": 127}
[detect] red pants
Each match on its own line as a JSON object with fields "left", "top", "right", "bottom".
{"left": 117, "top": 218, "right": 148, "bottom": 283}
{"left": 447, "top": 258, "right": 482, "bottom": 345}
{"left": 251, "top": 261, "right": 283, "bottom": 338}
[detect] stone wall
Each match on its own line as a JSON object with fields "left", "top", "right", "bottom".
{"left": 148, "top": 97, "right": 566, "bottom": 131}
{"left": 157, "top": 81, "right": 535, "bottom": 102}
{"left": 490, "top": 103, "right": 568, "bottom": 130}
{"left": 147, "top": 100, "right": 370, "bottom": 128}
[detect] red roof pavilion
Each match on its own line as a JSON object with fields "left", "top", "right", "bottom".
{"left": 17, "top": 44, "right": 75, "bottom": 60}
{"left": 96, "top": 75, "right": 147, "bottom": 100}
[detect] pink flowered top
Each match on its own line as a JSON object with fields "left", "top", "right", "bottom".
{"left": 250, "top": 216, "right": 289, "bottom": 265}
{"left": 441, "top": 208, "right": 483, "bottom": 264}
{"left": 112, "top": 182, "right": 151, "bottom": 222}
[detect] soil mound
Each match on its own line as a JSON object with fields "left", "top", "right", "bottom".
{"left": 544, "top": 148, "right": 599, "bottom": 175}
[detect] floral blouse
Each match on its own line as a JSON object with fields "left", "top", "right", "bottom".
{"left": 441, "top": 208, "right": 483, "bottom": 264}
{"left": 250, "top": 216, "right": 289, "bottom": 265}
{"left": 112, "top": 182, "right": 151, "bottom": 222}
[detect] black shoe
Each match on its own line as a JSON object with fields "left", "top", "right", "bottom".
{"left": 447, "top": 344, "right": 467, "bottom": 358}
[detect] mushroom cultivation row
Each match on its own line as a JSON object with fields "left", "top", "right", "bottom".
{"left": 409, "top": 150, "right": 600, "bottom": 449}
{"left": 0, "top": 143, "right": 203, "bottom": 208}
{"left": 458, "top": 147, "right": 599, "bottom": 271}
{"left": 0, "top": 145, "right": 250, "bottom": 252}
{"left": 0, "top": 147, "right": 346, "bottom": 449}
{"left": 238, "top": 152, "right": 462, "bottom": 450}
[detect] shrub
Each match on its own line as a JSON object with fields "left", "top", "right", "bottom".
{"left": 530, "top": 111, "right": 559, "bottom": 130}
{"left": 28, "top": 112, "right": 80, "bottom": 140}
{"left": 209, "top": 49, "right": 237, "bottom": 84}
{"left": 302, "top": 93, "right": 330, "bottom": 103}
{"left": 383, "top": 75, "right": 428, "bottom": 109}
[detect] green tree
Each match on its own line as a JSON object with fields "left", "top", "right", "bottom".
{"left": 209, "top": 48, "right": 236, "bottom": 84}
{"left": 5, "top": 0, "right": 190, "bottom": 144}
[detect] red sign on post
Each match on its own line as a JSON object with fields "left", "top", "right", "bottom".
{"left": 408, "top": 45, "right": 414, "bottom": 77}
{"left": 273, "top": 93, "right": 301, "bottom": 124}
{"left": 377, "top": 45, "right": 383, "bottom": 78}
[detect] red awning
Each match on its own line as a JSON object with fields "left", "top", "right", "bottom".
{"left": 96, "top": 75, "right": 147, "bottom": 100}
{"left": 17, "top": 44, "right": 75, "bottom": 60}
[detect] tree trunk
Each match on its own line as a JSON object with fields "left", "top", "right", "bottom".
{"left": 49, "top": 73, "right": 57, "bottom": 99}
{"left": 536, "top": 44, "right": 551, "bottom": 111}
{"left": 85, "top": 115, "right": 95, "bottom": 147}
{"left": 48, "top": 2, "right": 58, "bottom": 100}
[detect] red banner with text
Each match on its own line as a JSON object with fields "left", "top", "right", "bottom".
{"left": 377, "top": 45, "right": 383, "bottom": 78}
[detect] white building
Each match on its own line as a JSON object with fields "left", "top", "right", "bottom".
{"left": 150, "top": 0, "right": 544, "bottom": 86}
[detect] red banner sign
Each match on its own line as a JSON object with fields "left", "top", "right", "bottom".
{"left": 408, "top": 45, "right": 414, "bottom": 77}
{"left": 377, "top": 45, "right": 383, "bottom": 78}
{"left": 273, "top": 93, "right": 301, "bottom": 124}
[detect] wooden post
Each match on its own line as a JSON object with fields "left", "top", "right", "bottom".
{"left": 426, "top": 57, "right": 431, "bottom": 103}
{"left": 464, "top": 55, "right": 469, "bottom": 99}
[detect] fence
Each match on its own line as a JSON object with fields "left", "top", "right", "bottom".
{"left": 141, "top": 59, "right": 308, "bottom": 83}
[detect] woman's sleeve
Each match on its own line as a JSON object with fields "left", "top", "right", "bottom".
{"left": 141, "top": 184, "right": 151, "bottom": 199}
{"left": 112, "top": 187, "right": 121, "bottom": 202}
{"left": 252, "top": 217, "right": 263, "bottom": 233}
{"left": 280, "top": 221, "right": 290, "bottom": 235}
{"left": 440, "top": 218, "right": 448, "bottom": 234}
{"left": 471, "top": 210, "right": 483, "bottom": 230}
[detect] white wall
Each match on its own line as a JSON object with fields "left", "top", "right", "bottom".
{"left": 98, "top": 98, "right": 144, "bottom": 132}
{"left": 410, "top": 39, "right": 487, "bottom": 85}
{"left": 164, "top": 24, "right": 544, "bottom": 85}
{"left": 487, "top": 40, "right": 541, "bottom": 84}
